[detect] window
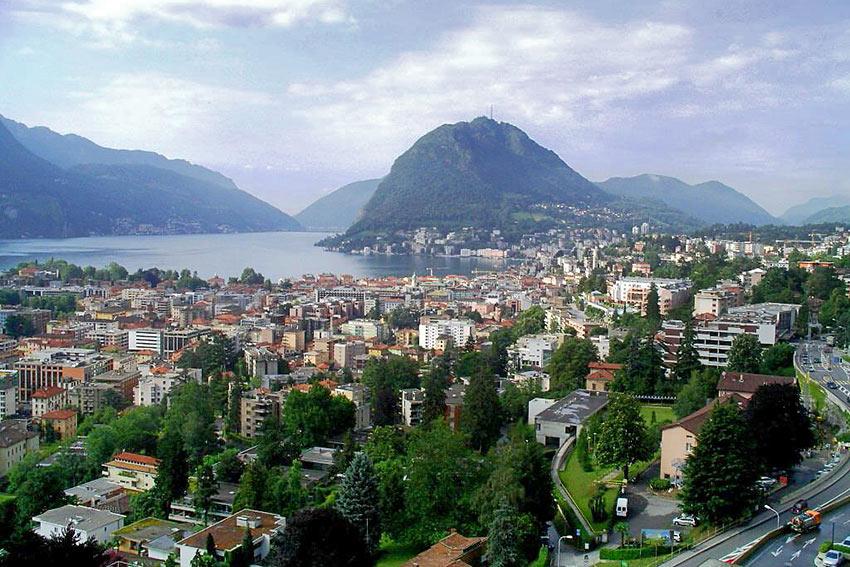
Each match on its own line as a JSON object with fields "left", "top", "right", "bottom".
{"left": 685, "top": 443, "right": 692, "bottom": 452}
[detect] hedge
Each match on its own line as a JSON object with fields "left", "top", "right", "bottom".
{"left": 600, "top": 546, "right": 675, "bottom": 560}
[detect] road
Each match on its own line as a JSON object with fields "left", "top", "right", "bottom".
{"left": 663, "top": 340, "right": 850, "bottom": 567}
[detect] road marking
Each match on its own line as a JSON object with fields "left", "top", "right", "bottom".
{"left": 771, "top": 546, "right": 784, "bottom": 557}
{"left": 791, "top": 551, "right": 801, "bottom": 561}
{"left": 834, "top": 513, "right": 846, "bottom": 520}
{"left": 803, "top": 538, "right": 816, "bottom": 548}
{"left": 843, "top": 518, "right": 850, "bottom": 525}
{"left": 787, "top": 535, "right": 799, "bottom": 544}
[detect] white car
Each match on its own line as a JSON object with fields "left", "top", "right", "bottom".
{"left": 841, "top": 536, "right": 850, "bottom": 548}
{"left": 824, "top": 550, "right": 844, "bottom": 567}
{"left": 757, "top": 476, "right": 777, "bottom": 488}
{"left": 673, "top": 515, "right": 698, "bottom": 527}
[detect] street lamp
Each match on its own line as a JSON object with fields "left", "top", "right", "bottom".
{"left": 764, "top": 504, "right": 780, "bottom": 529}
{"left": 557, "top": 535, "right": 570, "bottom": 567}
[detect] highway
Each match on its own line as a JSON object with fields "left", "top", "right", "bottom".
{"left": 664, "top": 341, "right": 850, "bottom": 567}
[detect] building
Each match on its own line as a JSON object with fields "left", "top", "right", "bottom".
{"left": 31, "top": 386, "right": 68, "bottom": 419}
{"left": 41, "top": 409, "right": 77, "bottom": 440}
{"left": 239, "top": 389, "right": 285, "bottom": 439}
{"left": 64, "top": 477, "right": 129, "bottom": 514}
{"left": 113, "top": 518, "right": 188, "bottom": 561}
{"left": 444, "top": 383, "right": 465, "bottom": 433}
{"left": 418, "top": 317, "right": 475, "bottom": 350}
{"left": 608, "top": 277, "right": 693, "bottom": 316}
{"left": 333, "top": 383, "right": 371, "bottom": 431}
{"left": 103, "top": 452, "right": 160, "bottom": 493}
{"left": 175, "top": 510, "right": 285, "bottom": 567}
{"left": 280, "top": 329, "right": 306, "bottom": 353}
{"left": 244, "top": 346, "right": 283, "bottom": 379}
{"left": 169, "top": 481, "right": 239, "bottom": 525}
{"left": 692, "top": 282, "right": 744, "bottom": 317}
{"left": 0, "top": 370, "right": 17, "bottom": 419}
{"left": 401, "top": 529, "right": 487, "bottom": 567}
{"left": 333, "top": 341, "right": 366, "bottom": 369}
{"left": 662, "top": 303, "right": 800, "bottom": 368}
{"left": 339, "top": 319, "right": 390, "bottom": 342}
{"left": 660, "top": 395, "right": 747, "bottom": 484}
{"left": 14, "top": 348, "right": 110, "bottom": 402}
{"left": 33, "top": 504, "right": 125, "bottom": 545}
{"left": 585, "top": 362, "right": 622, "bottom": 392}
{"left": 506, "top": 334, "right": 561, "bottom": 371}
{"left": 529, "top": 389, "right": 609, "bottom": 447}
{"left": 67, "top": 381, "right": 113, "bottom": 415}
{"left": 716, "top": 371, "right": 796, "bottom": 399}
{"left": 128, "top": 329, "right": 163, "bottom": 353}
{"left": 0, "top": 306, "right": 50, "bottom": 335}
{"left": 0, "top": 419, "right": 39, "bottom": 476}
{"left": 400, "top": 388, "right": 425, "bottom": 427}
{"left": 133, "top": 368, "right": 199, "bottom": 407}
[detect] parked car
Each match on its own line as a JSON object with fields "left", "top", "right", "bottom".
{"left": 842, "top": 536, "right": 850, "bottom": 548}
{"left": 673, "top": 531, "right": 682, "bottom": 543}
{"left": 792, "top": 499, "right": 809, "bottom": 514}
{"left": 673, "top": 515, "right": 698, "bottom": 527}
{"left": 827, "top": 381, "right": 838, "bottom": 389}
{"left": 824, "top": 550, "right": 844, "bottom": 567}
{"left": 757, "top": 476, "right": 778, "bottom": 488}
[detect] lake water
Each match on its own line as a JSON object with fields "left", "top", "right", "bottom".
{"left": 0, "top": 232, "right": 508, "bottom": 280}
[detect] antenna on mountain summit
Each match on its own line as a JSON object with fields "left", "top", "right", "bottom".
{"left": 490, "top": 105, "right": 494, "bottom": 120}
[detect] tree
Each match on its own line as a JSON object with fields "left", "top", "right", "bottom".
{"left": 282, "top": 385, "right": 355, "bottom": 449}
{"left": 645, "top": 283, "right": 660, "bottom": 326}
{"left": 239, "top": 267, "right": 265, "bottom": 285}
{"left": 421, "top": 368, "right": 449, "bottom": 424}
{"left": 547, "top": 338, "right": 599, "bottom": 392}
{"left": 193, "top": 462, "right": 218, "bottom": 524}
{"left": 461, "top": 366, "right": 502, "bottom": 452}
{"left": 3, "top": 314, "right": 36, "bottom": 338}
{"left": 225, "top": 381, "right": 243, "bottom": 436}
{"left": 674, "top": 321, "right": 702, "bottom": 382}
{"left": 265, "top": 508, "right": 371, "bottom": 567}
{"left": 673, "top": 373, "right": 711, "bottom": 419}
{"left": 596, "top": 393, "right": 650, "bottom": 480}
{"left": 3, "top": 526, "right": 110, "bottom": 567}
{"left": 513, "top": 306, "right": 545, "bottom": 337}
{"left": 681, "top": 400, "right": 761, "bottom": 525}
{"left": 231, "top": 527, "right": 255, "bottom": 567}
{"left": 155, "top": 424, "right": 190, "bottom": 509}
{"left": 726, "top": 334, "right": 762, "bottom": 374}
{"left": 747, "top": 384, "right": 815, "bottom": 472}
{"left": 760, "top": 343, "right": 796, "bottom": 375}
{"left": 614, "top": 521, "right": 630, "bottom": 547}
{"left": 488, "top": 499, "right": 524, "bottom": 567}
{"left": 215, "top": 449, "right": 245, "bottom": 483}
{"left": 335, "top": 452, "right": 381, "bottom": 554}
{"left": 387, "top": 306, "right": 419, "bottom": 329}
{"left": 805, "top": 266, "right": 843, "bottom": 300}
{"left": 266, "top": 462, "right": 306, "bottom": 516}
{"left": 373, "top": 387, "right": 398, "bottom": 427}
{"left": 13, "top": 467, "right": 68, "bottom": 526}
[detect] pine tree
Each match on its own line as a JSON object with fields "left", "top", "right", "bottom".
{"left": 193, "top": 462, "right": 218, "bottom": 524}
{"left": 674, "top": 320, "right": 702, "bottom": 381}
{"left": 488, "top": 498, "right": 524, "bottom": 567}
{"left": 335, "top": 452, "right": 381, "bottom": 554}
{"left": 422, "top": 368, "right": 449, "bottom": 423}
{"left": 461, "top": 366, "right": 502, "bottom": 452}
{"left": 726, "top": 334, "right": 762, "bottom": 373}
{"left": 645, "top": 283, "right": 661, "bottom": 325}
{"left": 206, "top": 533, "right": 217, "bottom": 556}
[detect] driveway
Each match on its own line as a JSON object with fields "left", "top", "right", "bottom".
{"left": 623, "top": 463, "right": 687, "bottom": 538}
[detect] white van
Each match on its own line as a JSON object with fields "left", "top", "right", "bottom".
{"left": 616, "top": 497, "right": 628, "bottom": 518}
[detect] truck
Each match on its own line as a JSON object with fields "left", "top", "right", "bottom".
{"left": 789, "top": 510, "right": 822, "bottom": 533}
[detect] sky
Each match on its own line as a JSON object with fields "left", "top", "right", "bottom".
{"left": 1, "top": 1, "right": 849, "bottom": 217}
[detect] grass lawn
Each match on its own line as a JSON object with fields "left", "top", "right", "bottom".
{"left": 640, "top": 405, "right": 674, "bottom": 426}
{"left": 559, "top": 448, "right": 619, "bottom": 533}
{"left": 595, "top": 553, "right": 676, "bottom": 567}
{"left": 376, "top": 539, "right": 425, "bottom": 567}
{"left": 799, "top": 371, "right": 827, "bottom": 413}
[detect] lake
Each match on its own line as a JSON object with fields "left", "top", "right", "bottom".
{"left": 0, "top": 232, "right": 508, "bottom": 280}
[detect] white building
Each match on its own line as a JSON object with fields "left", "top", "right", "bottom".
{"left": 400, "top": 388, "right": 425, "bottom": 427}
{"left": 128, "top": 329, "right": 163, "bottom": 353}
{"left": 529, "top": 390, "right": 609, "bottom": 448}
{"left": 418, "top": 317, "right": 475, "bottom": 350}
{"left": 506, "top": 334, "right": 561, "bottom": 371}
{"left": 175, "top": 510, "right": 284, "bottom": 567}
{"left": 134, "top": 368, "right": 200, "bottom": 407}
{"left": 339, "top": 319, "right": 390, "bottom": 342}
{"left": 33, "top": 504, "right": 124, "bottom": 545}
{"left": 0, "top": 370, "right": 17, "bottom": 419}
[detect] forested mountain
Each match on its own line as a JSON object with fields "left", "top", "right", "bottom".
{"left": 295, "top": 178, "right": 381, "bottom": 231}
{"left": 596, "top": 174, "right": 776, "bottom": 226}
{"left": 782, "top": 196, "right": 850, "bottom": 225}
{"left": 345, "top": 117, "right": 611, "bottom": 236}
{"left": 0, "top": 120, "right": 300, "bottom": 238}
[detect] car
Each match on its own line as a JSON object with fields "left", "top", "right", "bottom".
{"left": 824, "top": 550, "right": 844, "bottom": 567}
{"left": 792, "top": 499, "right": 809, "bottom": 514}
{"left": 842, "top": 536, "right": 850, "bottom": 548}
{"left": 673, "top": 531, "right": 682, "bottom": 543}
{"left": 825, "top": 463, "right": 836, "bottom": 470}
{"left": 757, "top": 476, "right": 778, "bottom": 487}
{"left": 673, "top": 515, "right": 698, "bottom": 527}
{"left": 828, "top": 381, "right": 839, "bottom": 389}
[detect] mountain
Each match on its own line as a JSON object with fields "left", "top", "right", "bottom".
{"left": 345, "top": 117, "right": 611, "bottom": 236}
{"left": 0, "top": 120, "right": 300, "bottom": 238}
{"left": 295, "top": 178, "right": 381, "bottom": 231}
{"left": 802, "top": 205, "right": 850, "bottom": 224}
{"left": 781, "top": 196, "right": 850, "bottom": 225}
{"left": 595, "top": 174, "right": 776, "bottom": 226}
{"left": 0, "top": 114, "right": 237, "bottom": 190}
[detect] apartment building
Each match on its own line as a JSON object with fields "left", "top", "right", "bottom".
{"left": 506, "top": 334, "right": 562, "bottom": 371}
{"left": 129, "top": 328, "right": 207, "bottom": 355}
{"left": 418, "top": 317, "right": 476, "bottom": 350}
{"left": 339, "top": 319, "right": 390, "bottom": 342}
{"left": 31, "top": 386, "right": 68, "bottom": 419}
{"left": 692, "top": 281, "right": 744, "bottom": 317}
{"left": 239, "top": 389, "right": 286, "bottom": 439}
{"left": 400, "top": 388, "right": 425, "bottom": 427}
{"left": 608, "top": 277, "right": 693, "bottom": 316}
{"left": 244, "top": 347, "right": 282, "bottom": 378}
{"left": 333, "top": 341, "right": 366, "bottom": 369}
{"left": 14, "top": 348, "right": 111, "bottom": 402}
{"left": 0, "top": 420, "right": 39, "bottom": 476}
{"left": 0, "top": 371, "right": 17, "bottom": 419}
{"left": 102, "top": 452, "right": 160, "bottom": 493}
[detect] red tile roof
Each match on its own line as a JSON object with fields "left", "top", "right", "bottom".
{"left": 113, "top": 452, "right": 161, "bottom": 467}
{"left": 661, "top": 394, "right": 749, "bottom": 435}
{"left": 31, "top": 386, "right": 65, "bottom": 399}
{"left": 42, "top": 409, "right": 77, "bottom": 420}
{"left": 717, "top": 372, "right": 796, "bottom": 394}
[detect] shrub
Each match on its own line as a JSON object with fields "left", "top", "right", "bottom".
{"left": 600, "top": 546, "right": 674, "bottom": 560}
{"left": 589, "top": 494, "right": 607, "bottom": 522}
{"left": 529, "top": 545, "right": 549, "bottom": 567}
{"left": 821, "top": 542, "right": 833, "bottom": 553}
{"left": 649, "top": 478, "right": 672, "bottom": 491}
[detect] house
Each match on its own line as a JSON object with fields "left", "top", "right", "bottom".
{"left": 169, "top": 481, "right": 239, "bottom": 525}
{"left": 102, "top": 452, "right": 161, "bottom": 492}
{"left": 585, "top": 362, "right": 622, "bottom": 392}
{"left": 529, "top": 389, "right": 609, "bottom": 448}
{"left": 300, "top": 447, "right": 338, "bottom": 471}
{"left": 113, "top": 517, "right": 187, "bottom": 560}
{"left": 31, "top": 386, "right": 68, "bottom": 420}
{"left": 41, "top": 409, "right": 78, "bottom": 440}
{"left": 175, "top": 510, "right": 285, "bottom": 567}
{"left": 32, "top": 504, "right": 125, "bottom": 545}
{"left": 400, "top": 388, "right": 425, "bottom": 427}
{"left": 401, "top": 529, "right": 487, "bottom": 567}
{"left": 0, "top": 419, "right": 39, "bottom": 477}
{"left": 64, "top": 477, "right": 129, "bottom": 514}
{"left": 716, "top": 372, "right": 796, "bottom": 400}
{"left": 659, "top": 394, "right": 748, "bottom": 484}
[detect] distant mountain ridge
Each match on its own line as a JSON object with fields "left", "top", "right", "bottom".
{"left": 595, "top": 174, "right": 776, "bottom": 226}
{"left": 802, "top": 205, "right": 850, "bottom": 224}
{"left": 295, "top": 179, "right": 381, "bottom": 231}
{"left": 0, "top": 118, "right": 300, "bottom": 238}
{"left": 781, "top": 195, "right": 850, "bottom": 225}
{"left": 345, "top": 117, "right": 612, "bottom": 236}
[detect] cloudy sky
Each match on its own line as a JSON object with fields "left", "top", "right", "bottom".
{"left": 1, "top": 0, "right": 849, "bottom": 216}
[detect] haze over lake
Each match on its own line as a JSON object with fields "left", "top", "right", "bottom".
{"left": 0, "top": 232, "right": 507, "bottom": 280}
